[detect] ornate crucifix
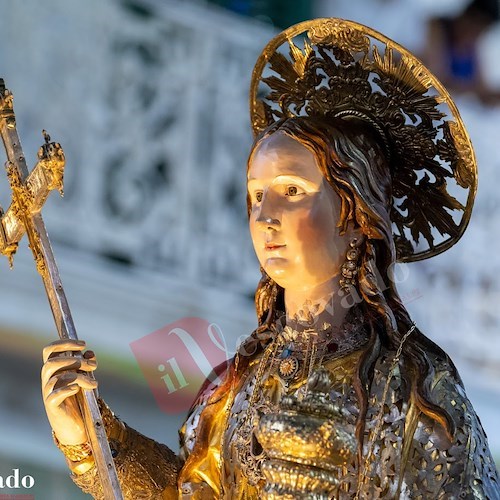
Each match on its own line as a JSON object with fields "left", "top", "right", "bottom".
{"left": 0, "top": 79, "right": 123, "bottom": 499}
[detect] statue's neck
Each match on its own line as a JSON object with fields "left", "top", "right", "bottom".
{"left": 284, "top": 277, "right": 349, "bottom": 332}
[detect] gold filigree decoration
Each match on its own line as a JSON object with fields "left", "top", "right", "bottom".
{"left": 438, "top": 121, "right": 476, "bottom": 189}
{"left": 4, "top": 160, "right": 48, "bottom": 277}
{"left": 308, "top": 19, "right": 369, "bottom": 55}
{"left": 39, "top": 131, "right": 65, "bottom": 196}
{"left": 6, "top": 160, "right": 32, "bottom": 219}
{"left": 250, "top": 18, "right": 477, "bottom": 262}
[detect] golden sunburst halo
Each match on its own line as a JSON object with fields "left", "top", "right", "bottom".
{"left": 250, "top": 18, "right": 476, "bottom": 262}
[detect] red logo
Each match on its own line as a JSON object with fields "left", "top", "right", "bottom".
{"left": 130, "top": 317, "right": 230, "bottom": 414}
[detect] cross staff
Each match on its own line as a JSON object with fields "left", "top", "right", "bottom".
{"left": 0, "top": 79, "right": 123, "bottom": 499}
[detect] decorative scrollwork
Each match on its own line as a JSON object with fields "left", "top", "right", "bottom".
{"left": 308, "top": 19, "right": 370, "bottom": 55}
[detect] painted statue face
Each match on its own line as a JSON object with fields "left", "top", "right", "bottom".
{"left": 247, "top": 132, "right": 352, "bottom": 292}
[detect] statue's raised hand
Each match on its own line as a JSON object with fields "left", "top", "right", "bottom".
{"left": 41, "top": 339, "right": 98, "bottom": 446}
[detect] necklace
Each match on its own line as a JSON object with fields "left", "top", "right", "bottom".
{"left": 273, "top": 308, "right": 369, "bottom": 387}
{"left": 275, "top": 324, "right": 326, "bottom": 382}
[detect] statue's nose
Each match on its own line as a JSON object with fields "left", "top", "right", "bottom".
{"left": 256, "top": 216, "right": 280, "bottom": 231}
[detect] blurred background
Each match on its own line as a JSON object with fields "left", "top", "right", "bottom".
{"left": 0, "top": 0, "right": 499, "bottom": 497}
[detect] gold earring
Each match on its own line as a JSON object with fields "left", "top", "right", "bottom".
{"left": 340, "top": 238, "right": 361, "bottom": 293}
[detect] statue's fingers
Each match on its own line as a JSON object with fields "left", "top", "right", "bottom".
{"left": 83, "top": 350, "right": 95, "bottom": 361}
{"left": 44, "top": 372, "right": 77, "bottom": 399}
{"left": 44, "top": 372, "right": 98, "bottom": 401}
{"left": 42, "top": 357, "right": 81, "bottom": 387}
{"left": 43, "top": 339, "right": 86, "bottom": 363}
{"left": 41, "top": 356, "right": 97, "bottom": 387}
{"left": 45, "top": 383, "right": 81, "bottom": 409}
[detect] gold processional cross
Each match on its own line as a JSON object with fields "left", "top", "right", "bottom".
{"left": 0, "top": 79, "right": 123, "bottom": 499}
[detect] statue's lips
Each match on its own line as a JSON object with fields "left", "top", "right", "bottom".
{"left": 265, "top": 244, "right": 286, "bottom": 251}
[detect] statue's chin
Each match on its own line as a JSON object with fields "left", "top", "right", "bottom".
{"left": 262, "top": 258, "right": 290, "bottom": 284}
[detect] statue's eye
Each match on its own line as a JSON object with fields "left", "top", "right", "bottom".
{"left": 286, "top": 186, "right": 299, "bottom": 196}
{"left": 255, "top": 191, "right": 263, "bottom": 202}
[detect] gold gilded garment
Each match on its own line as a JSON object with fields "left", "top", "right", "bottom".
{"left": 179, "top": 341, "right": 500, "bottom": 499}
{"left": 69, "top": 340, "right": 500, "bottom": 499}
{"left": 71, "top": 399, "right": 181, "bottom": 499}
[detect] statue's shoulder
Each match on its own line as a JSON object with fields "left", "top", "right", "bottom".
{"left": 373, "top": 344, "right": 464, "bottom": 400}
{"left": 426, "top": 351, "right": 462, "bottom": 392}
{"left": 193, "top": 358, "right": 233, "bottom": 408}
{"left": 178, "top": 358, "right": 232, "bottom": 461}
{"left": 415, "top": 351, "right": 500, "bottom": 498}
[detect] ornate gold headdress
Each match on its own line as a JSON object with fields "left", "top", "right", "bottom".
{"left": 250, "top": 19, "right": 477, "bottom": 262}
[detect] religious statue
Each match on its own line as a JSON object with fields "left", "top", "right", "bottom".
{"left": 38, "top": 18, "right": 500, "bottom": 499}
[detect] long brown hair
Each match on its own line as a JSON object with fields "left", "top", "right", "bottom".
{"left": 245, "top": 116, "right": 458, "bottom": 457}
{"left": 180, "top": 115, "right": 459, "bottom": 486}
